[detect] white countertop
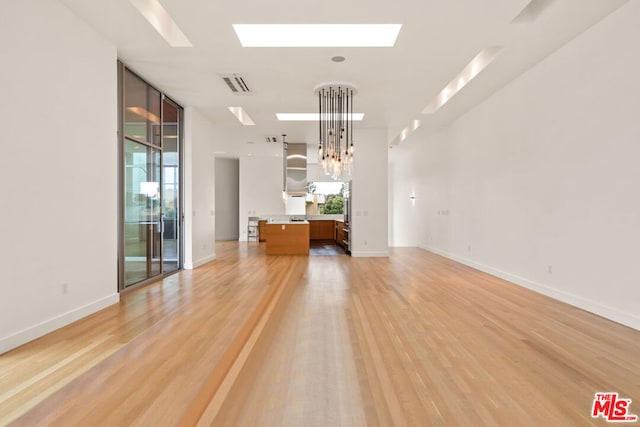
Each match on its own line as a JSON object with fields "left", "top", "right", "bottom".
{"left": 267, "top": 220, "right": 309, "bottom": 225}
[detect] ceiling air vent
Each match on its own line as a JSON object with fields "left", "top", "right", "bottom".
{"left": 220, "top": 73, "right": 252, "bottom": 95}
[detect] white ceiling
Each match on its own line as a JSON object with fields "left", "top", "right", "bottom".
{"left": 60, "top": 0, "right": 627, "bottom": 157}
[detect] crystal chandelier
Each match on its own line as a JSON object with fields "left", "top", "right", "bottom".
{"left": 317, "top": 84, "right": 355, "bottom": 180}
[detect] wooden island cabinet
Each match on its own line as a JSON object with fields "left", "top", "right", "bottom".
{"left": 265, "top": 222, "right": 310, "bottom": 255}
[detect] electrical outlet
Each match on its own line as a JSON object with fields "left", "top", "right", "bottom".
{"left": 364, "top": 240, "right": 368, "bottom": 246}
{"left": 548, "top": 265, "right": 553, "bottom": 274}
{"left": 467, "top": 245, "right": 471, "bottom": 252}
{"left": 62, "top": 283, "right": 68, "bottom": 295}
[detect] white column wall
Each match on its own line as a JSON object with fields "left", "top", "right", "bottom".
{"left": 0, "top": 0, "right": 119, "bottom": 353}
{"left": 390, "top": 1, "right": 640, "bottom": 329}
{"left": 351, "top": 128, "right": 389, "bottom": 257}
{"left": 183, "top": 107, "right": 216, "bottom": 269}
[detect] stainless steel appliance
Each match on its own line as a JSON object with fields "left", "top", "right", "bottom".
{"left": 285, "top": 142, "right": 307, "bottom": 196}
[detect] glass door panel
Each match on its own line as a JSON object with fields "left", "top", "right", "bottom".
{"left": 124, "top": 138, "right": 162, "bottom": 287}
{"left": 162, "top": 99, "right": 180, "bottom": 273}
{"left": 124, "top": 70, "right": 162, "bottom": 145}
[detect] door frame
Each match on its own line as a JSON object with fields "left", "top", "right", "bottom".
{"left": 117, "top": 61, "right": 184, "bottom": 293}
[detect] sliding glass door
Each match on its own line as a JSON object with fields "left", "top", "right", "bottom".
{"left": 118, "top": 64, "right": 183, "bottom": 290}
{"left": 123, "top": 139, "right": 162, "bottom": 286}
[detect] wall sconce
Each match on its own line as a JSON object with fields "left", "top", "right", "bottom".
{"left": 410, "top": 194, "right": 416, "bottom": 201}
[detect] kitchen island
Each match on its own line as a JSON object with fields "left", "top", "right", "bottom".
{"left": 265, "top": 221, "right": 310, "bottom": 255}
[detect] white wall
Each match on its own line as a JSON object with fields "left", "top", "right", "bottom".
{"left": 351, "top": 128, "right": 389, "bottom": 257}
{"left": 0, "top": 0, "right": 119, "bottom": 353}
{"left": 215, "top": 158, "right": 239, "bottom": 240}
{"left": 238, "top": 156, "right": 285, "bottom": 240}
{"left": 184, "top": 107, "right": 216, "bottom": 268}
{"left": 390, "top": 1, "right": 640, "bottom": 330}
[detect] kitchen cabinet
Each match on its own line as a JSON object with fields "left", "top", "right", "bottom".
{"left": 309, "top": 220, "right": 335, "bottom": 240}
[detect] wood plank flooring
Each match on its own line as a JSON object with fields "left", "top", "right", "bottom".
{"left": 1, "top": 243, "right": 638, "bottom": 426}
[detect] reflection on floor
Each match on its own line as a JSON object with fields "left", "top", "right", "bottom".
{"left": 4, "top": 242, "right": 640, "bottom": 426}
{"left": 309, "top": 239, "right": 346, "bottom": 256}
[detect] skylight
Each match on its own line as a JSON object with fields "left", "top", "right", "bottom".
{"left": 423, "top": 46, "right": 503, "bottom": 114}
{"left": 391, "top": 119, "right": 422, "bottom": 145}
{"left": 129, "top": 0, "right": 192, "bottom": 47}
{"left": 228, "top": 107, "right": 255, "bottom": 126}
{"left": 232, "top": 24, "right": 402, "bottom": 47}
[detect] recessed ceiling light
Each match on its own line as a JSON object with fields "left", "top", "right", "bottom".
{"left": 332, "top": 56, "right": 346, "bottom": 62}
{"left": 232, "top": 24, "right": 402, "bottom": 47}
{"left": 228, "top": 106, "right": 255, "bottom": 126}
{"left": 129, "top": 0, "right": 192, "bottom": 47}
{"left": 276, "top": 113, "right": 364, "bottom": 121}
{"left": 423, "top": 46, "right": 503, "bottom": 114}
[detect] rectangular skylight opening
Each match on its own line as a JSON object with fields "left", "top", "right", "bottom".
{"left": 276, "top": 113, "right": 365, "bottom": 121}
{"left": 129, "top": 0, "right": 192, "bottom": 47}
{"left": 423, "top": 46, "right": 503, "bottom": 114}
{"left": 228, "top": 107, "right": 255, "bottom": 126}
{"left": 233, "top": 24, "right": 402, "bottom": 47}
{"left": 511, "top": 0, "right": 556, "bottom": 24}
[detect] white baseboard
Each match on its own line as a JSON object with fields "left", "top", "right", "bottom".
{"left": 184, "top": 253, "right": 216, "bottom": 270}
{"left": 0, "top": 293, "right": 120, "bottom": 355}
{"left": 351, "top": 250, "right": 390, "bottom": 258}
{"left": 418, "top": 244, "right": 640, "bottom": 331}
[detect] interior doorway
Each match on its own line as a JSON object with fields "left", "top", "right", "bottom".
{"left": 215, "top": 158, "right": 240, "bottom": 240}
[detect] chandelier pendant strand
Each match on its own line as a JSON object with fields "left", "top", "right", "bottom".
{"left": 317, "top": 85, "right": 355, "bottom": 180}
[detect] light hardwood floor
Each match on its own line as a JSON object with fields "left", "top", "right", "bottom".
{"left": 1, "top": 242, "right": 638, "bottom": 426}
